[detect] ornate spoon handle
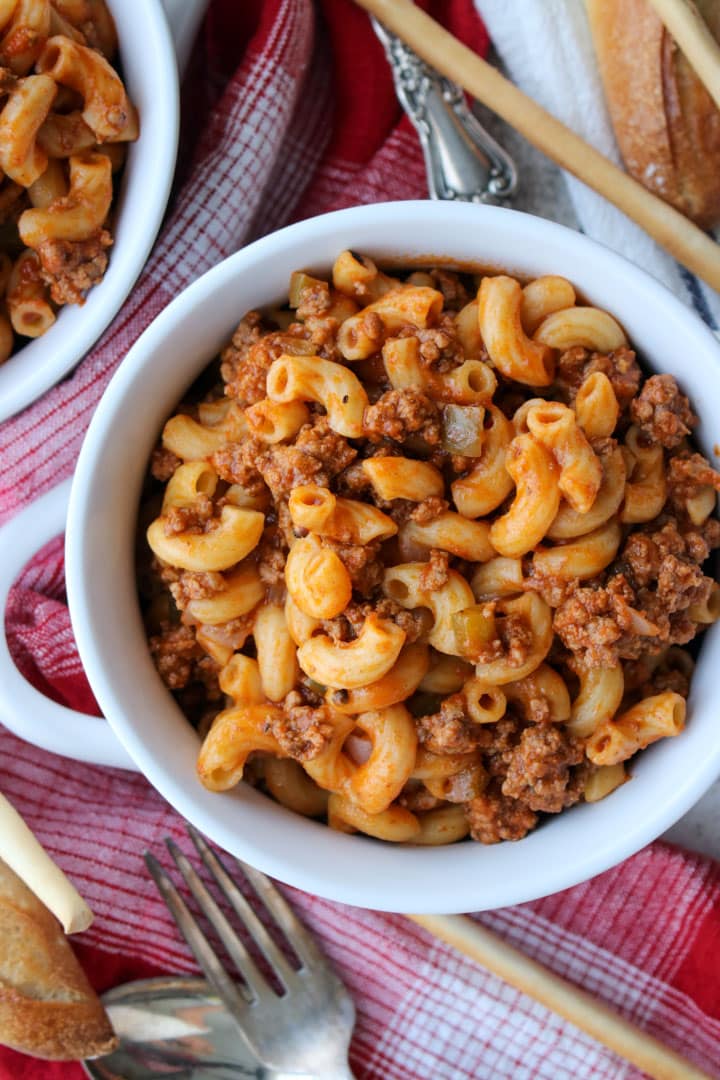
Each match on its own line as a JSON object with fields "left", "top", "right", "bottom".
{"left": 372, "top": 16, "right": 517, "bottom": 203}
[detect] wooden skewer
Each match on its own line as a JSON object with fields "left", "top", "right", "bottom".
{"left": 407, "top": 913, "right": 713, "bottom": 1080}
{"left": 354, "top": 0, "right": 720, "bottom": 294}
{"left": 646, "top": 0, "right": 720, "bottom": 113}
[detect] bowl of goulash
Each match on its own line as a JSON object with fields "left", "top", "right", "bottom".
{"left": 12, "top": 200, "right": 720, "bottom": 913}
{"left": 0, "top": 0, "right": 178, "bottom": 421}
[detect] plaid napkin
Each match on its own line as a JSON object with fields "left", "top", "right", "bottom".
{"left": 2, "top": 2, "right": 720, "bottom": 1077}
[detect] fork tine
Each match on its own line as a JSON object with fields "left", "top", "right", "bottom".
{"left": 143, "top": 852, "right": 250, "bottom": 1014}
{"left": 164, "top": 838, "right": 273, "bottom": 1002}
{"left": 186, "top": 826, "right": 298, "bottom": 987}
{"left": 231, "top": 853, "right": 328, "bottom": 972}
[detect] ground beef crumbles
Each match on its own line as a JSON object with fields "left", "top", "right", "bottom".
{"left": 37, "top": 231, "right": 113, "bottom": 306}
{"left": 631, "top": 374, "right": 696, "bottom": 449}
{"left": 363, "top": 388, "right": 442, "bottom": 446}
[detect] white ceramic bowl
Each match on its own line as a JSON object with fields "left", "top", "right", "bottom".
{"left": 0, "top": 0, "right": 179, "bottom": 423}
{"left": 3, "top": 201, "right": 720, "bottom": 914}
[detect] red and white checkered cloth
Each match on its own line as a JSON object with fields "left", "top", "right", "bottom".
{"left": 2, "top": 2, "right": 720, "bottom": 1077}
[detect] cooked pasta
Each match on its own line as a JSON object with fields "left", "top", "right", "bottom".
{"left": 139, "top": 255, "right": 720, "bottom": 848}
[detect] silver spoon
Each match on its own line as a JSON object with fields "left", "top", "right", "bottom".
{"left": 371, "top": 15, "right": 517, "bottom": 203}
{"left": 82, "top": 976, "right": 303, "bottom": 1080}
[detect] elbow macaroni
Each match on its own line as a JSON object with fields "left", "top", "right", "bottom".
{"left": 531, "top": 519, "right": 621, "bottom": 582}
{"left": 6, "top": 248, "right": 55, "bottom": 337}
{"left": 285, "top": 534, "right": 352, "bottom": 620}
{"left": 533, "top": 306, "right": 627, "bottom": 353}
{"left": 548, "top": 447, "right": 626, "bottom": 541}
{"left": 162, "top": 403, "right": 248, "bottom": 461}
{"left": 489, "top": 434, "right": 561, "bottom": 558}
{"left": 620, "top": 426, "right": 667, "bottom": 524}
{"left": 586, "top": 693, "right": 686, "bottom": 766}
{"left": 575, "top": 372, "right": 619, "bottom": 439}
{"left": 400, "top": 512, "right": 494, "bottom": 563}
{"left": 267, "top": 353, "right": 368, "bottom": 438}
{"left": 147, "top": 505, "right": 264, "bottom": 572}
{"left": 288, "top": 484, "right": 397, "bottom": 544}
{"left": 1, "top": 0, "right": 51, "bottom": 74}
{"left": 478, "top": 274, "right": 554, "bottom": 387}
{"left": 361, "top": 455, "right": 444, "bottom": 502}
{"left": 297, "top": 614, "right": 407, "bottom": 690}
{"left": 383, "top": 563, "right": 475, "bottom": 656}
{"left": 567, "top": 663, "right": 624, "bottom": 739}
{"left": 185, "top": 565, "right": 263, "bottom": 626}
{"left": 337, "top": 286, "right": 443, "bottom": 360}
{"left": 0, "top": 73, "right": 57, "bottom": 186}
{"left": 451, "top": 405, "right": 514, "bottom": 519}
{"left": 253, "top": 604, "right": 299, "bottom": 702}
{"left": 520, "top": 275, "right": 576, "bottom": 335}
{"left": 19, "top": 149, "right": 113, "bottom": 246}
{"left": 526, "top": 402, "right": 602, "bottom": 515}
{"left": 326, "top": 643, "right": 430, "bottom": 715}
{"left": 474, "top": 593, "right": 554, "bottom": 685}
{"left": 36, "top": 34, "right": 136, "bottom": 141}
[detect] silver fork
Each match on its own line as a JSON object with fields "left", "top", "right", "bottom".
{"left": 145, "top": 826, "right": 357, "bottom": 1079}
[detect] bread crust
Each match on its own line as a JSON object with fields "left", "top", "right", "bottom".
{"left": 0, "top": 858, "right": 117, "bottom": 1060}
{"left": 588, "top": 0, "right": 720, "bottom": 227}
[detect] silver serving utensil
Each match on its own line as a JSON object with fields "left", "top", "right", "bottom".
{"left": 82, "top": 976, "right": 288, "bottom": 1079}
{"left": 371, "top": 15, "right": 517, "bottom": 202}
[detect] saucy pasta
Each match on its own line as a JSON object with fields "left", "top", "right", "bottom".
{"left": 0, "top": 0, "right": 137, "bottom": 360}
{"left": 139, "top": 254, "right": 720, "bottom": 846}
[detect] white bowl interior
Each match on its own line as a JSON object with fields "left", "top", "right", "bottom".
{"left": 67, "top": 202, "right": 720, "bottom": 913}
{"left": 0, "top": 0, "right": 178, "bottom": 422}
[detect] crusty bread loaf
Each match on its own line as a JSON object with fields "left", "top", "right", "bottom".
{"left": 587, "top": 0, "right": 720, "bottom": 227}
{"left": 0, "top": 857, "right": 117, "bottom": 1060}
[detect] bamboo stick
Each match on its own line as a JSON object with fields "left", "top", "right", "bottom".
{"left": 407, "top": 913, "right": 713, "bottom": 1080}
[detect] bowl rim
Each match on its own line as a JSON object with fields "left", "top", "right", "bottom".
{"left": 67, "top": 200, "right": 720, "bottom": 913}
{"left": 0, "top": 0, "right": 179, "bottom": 423}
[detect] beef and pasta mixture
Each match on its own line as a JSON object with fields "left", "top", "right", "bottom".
{"left": 0, "top": 0, "right": 138, "bottom": 360}
{"left": 139, "top": 252, "right": 720, "bottom": 846}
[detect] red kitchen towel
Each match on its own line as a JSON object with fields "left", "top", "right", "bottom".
{"left": 1, "top": 1, "right": 720, "bottom": 1078}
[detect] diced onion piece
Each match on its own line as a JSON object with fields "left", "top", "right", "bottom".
{"left": 450, "top": 604, "right": 497, "bottom": 660}
{"left": 289, "top": 270, "right": 323, "bottom": 308}
{"left": 441, "top": 404, "right": 485, "bottom": 456}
